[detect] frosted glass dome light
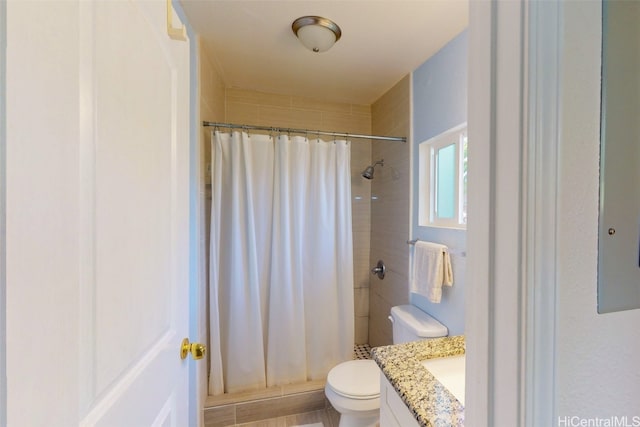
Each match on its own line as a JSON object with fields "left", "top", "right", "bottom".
{"left": 292, "top": 16, "right": 342, "bottom": 53}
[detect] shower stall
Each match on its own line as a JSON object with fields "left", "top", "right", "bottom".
{"left": 206, "top": 123, "right": 404, "bottom": 395}
{"left": 200, "top": 79, "right": 412, "bottom": 422}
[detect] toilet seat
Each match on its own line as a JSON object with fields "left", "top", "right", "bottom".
{"left": 326, "top": 360, "right": 380, "bottom": 400}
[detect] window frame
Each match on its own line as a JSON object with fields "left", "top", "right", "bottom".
{"left": 418, "top": 123, "right": 467, "bottom": 229}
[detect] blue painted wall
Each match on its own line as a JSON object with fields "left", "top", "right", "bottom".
{"left": 411, "top": 30, "right": 467, "bottom": 336}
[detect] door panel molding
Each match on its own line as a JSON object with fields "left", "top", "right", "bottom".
{"left": 79, "top": 331, "right": 175, "bottom": 426}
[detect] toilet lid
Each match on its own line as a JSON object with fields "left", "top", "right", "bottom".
{"left": 327, "top": 360, "right": 380, "bottom": 399}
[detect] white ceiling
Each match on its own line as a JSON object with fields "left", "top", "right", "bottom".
{"left": 180, "top": 1, "right": 468, "bottom": 105}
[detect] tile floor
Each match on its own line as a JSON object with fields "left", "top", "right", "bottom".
{"left": 353, "top": 343, "right": 372, "bottom": 360}
{"left": 234, "top": 408, "right": 340, "bottom": 427}
{"left": 217, "top": 345, "right": 373, "bottom": 427}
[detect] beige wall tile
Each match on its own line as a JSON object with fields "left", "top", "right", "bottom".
{"left": 204, "top": 405, "right": 235, "bottom": 427}
{"left": 321, "top": 111, "right": 371, "bottom": 135}
{"left": 368, "top": 74, "right": 411, "bottom": 347}
{"left": 370, "top": 269, "right": 410, "bottom": 311}
{"left": 281, "top": 380, "right": 325, "bottom": 395}
{"left": 355, "top": 288, "right": 370, "bottom": 317}
{"left": 199, "top": 39, "right": 225, "bottom": 123}
{"left": 353, "top": 228, "right": 371, "bottom": 291}
{"left": 371, "top": 114, "right": 394, "bottom": 137}
{"left": 236, "top": 391, "right": 326, "bottom": 424}
{"left": 351, "top": 143, "right": 373, "bottom": 173}
{"left": 206, "top": 387, "right": 282, "bottom": 407}
{"left": 355, "top": 316, "right": 369, "bottom": 345}
{"left": 227, "top": 88, "right": 292, "bottom": 109}
{"left": 225, "top": 102, "right": 261, "bottom": 126}
{"left": 237, "top": 418, "right": 282, "bottom": 427}
{"left": 291, "top": 95, "right": 352, "bottom": 114}
{"left": 351, "top": 199, "right": 371, "bottom": 232}
{"left": 354, "top": 269, "right": 370, "bottom": 291}
{"left": 352, "top": 103, "right": 372, "bottom": 116}
{"left": 351, "top": 180, "right": 371, "bottom": 205}
{"left": 370, "top": 234, "right": 410, "bottom": 278}
{"left": 258, "top": 105, "right": 323, "bottom": 130}
{"left": 368, "top": 292, "right": 393, "bottom": 347}
{"left": 235, "top": 398, "right": 283, "bottom": 424}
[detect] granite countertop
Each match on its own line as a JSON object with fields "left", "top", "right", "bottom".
{"left": 371, "top": 335, "right": 465, "bottom": 427}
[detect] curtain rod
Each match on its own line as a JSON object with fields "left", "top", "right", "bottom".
{"left": 203, "top": 121, "right": 406, "bottom": 143}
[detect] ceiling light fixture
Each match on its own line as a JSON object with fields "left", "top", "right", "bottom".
{"left": 292, "top": 16, "right": 342, "bottom": 53}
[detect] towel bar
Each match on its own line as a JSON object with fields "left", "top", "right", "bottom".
{"left": 406, "top": 239, "right": 466, "bottom": 257}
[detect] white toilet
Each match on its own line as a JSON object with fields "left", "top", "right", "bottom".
{"left": 324, "top": 304, "right": 448, "bottom": 427}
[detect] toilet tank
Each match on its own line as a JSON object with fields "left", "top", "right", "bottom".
{"left": 390, "top": 305, "right": 448, "bottom": 344}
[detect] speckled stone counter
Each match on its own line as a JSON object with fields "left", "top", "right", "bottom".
{"left": 371, "top": 335, "right": 465, "bottom": 427}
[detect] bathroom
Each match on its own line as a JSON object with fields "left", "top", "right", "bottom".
{"left": 186, "top": 1, "right": 468, "bottom": 425}
{"left": 4, "top": 0, "right": 640, "bottom": 426}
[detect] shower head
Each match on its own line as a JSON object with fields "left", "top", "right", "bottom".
{"left": 361, "top": 159, "right": 384, "bottom": 179}
{"left": 362, "top": 166, "right": 375, "bottom": 180}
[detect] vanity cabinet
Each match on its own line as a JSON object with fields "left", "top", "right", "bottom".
{"left": 380, "top": 373, "right": 420, "bottom": 427}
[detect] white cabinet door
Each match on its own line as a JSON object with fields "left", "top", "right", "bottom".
{"left": 6, "top": 1, "right": 192, "bottom": 426}
{"left": 380, "top": 374, "right": 420, "bottom": 427}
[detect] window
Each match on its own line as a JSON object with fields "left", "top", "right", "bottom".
{"left": 418, "top": 124, "right": 467, "bottom": 228}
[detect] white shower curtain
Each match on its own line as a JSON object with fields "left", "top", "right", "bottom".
{"left": 209, "top": 130, "right": 354, "bottom": 395}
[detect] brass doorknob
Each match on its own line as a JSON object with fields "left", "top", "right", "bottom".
{"left": 180, "top": 338, "right": 207, "bottom": 360}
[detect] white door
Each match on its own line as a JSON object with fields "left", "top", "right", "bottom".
{"left": 5, "top": 1, "right": 193, "bottom": 426}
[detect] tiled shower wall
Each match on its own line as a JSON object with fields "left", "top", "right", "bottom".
{"left": 368, "top": 76, "right": 412, "bottom": 347}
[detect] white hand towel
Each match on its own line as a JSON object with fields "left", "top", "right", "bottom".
{"left": 411, "top": 241, "right": 453, "bottom": 303}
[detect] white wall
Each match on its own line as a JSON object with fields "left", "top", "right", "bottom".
{"left": 556, "top": 0, "right": 640, "bottom": 418}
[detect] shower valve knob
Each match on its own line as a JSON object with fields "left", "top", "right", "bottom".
{"left": 371, "top": 260, "right": 386, "bottom": 280}
{"left": 180, "top": 338, "right": 207, "bottom": 360}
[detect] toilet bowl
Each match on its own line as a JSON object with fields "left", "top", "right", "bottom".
{"left": 325, "top": 360, "right": 380, "bottom": 427}
{"left": 325, "top": 304, "right": 448, "bottom": 427}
